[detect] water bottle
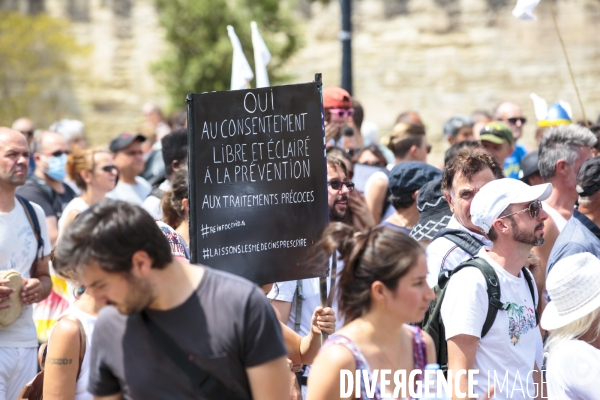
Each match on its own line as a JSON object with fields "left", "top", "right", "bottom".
{"left": 419, "top": 363, "right": 450, "bottom": 400}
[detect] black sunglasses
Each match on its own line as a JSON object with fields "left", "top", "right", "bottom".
{"left": 500, "top": 200, "right": 542, "bottom": 219}
{"left": 99, "top": 165, "right": 118, "bottom": 173}
{"left": 344, "top": 148, "right": 361, "bottom": 157}
{"left": 327, "top": 180, "right": 355, "bottom": 192}
{"left": 505, "top": 117, "right": 527, "bottom": 125}
{"left": 50, "top": 150, "right": 69, "bottom": 157}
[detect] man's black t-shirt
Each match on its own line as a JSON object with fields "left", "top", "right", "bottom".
{"left": 16, "top": 176, "right": 76, "bottom": 219}
{"left": 88, "top": 267, "right": 287, "bottom": 400}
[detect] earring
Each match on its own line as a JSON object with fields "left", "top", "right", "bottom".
{"left": 76, "top": 285, "right": 86, "bottom": 297}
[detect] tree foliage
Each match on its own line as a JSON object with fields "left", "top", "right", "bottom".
{"left": 0, "top": 11, "right": 86, "bottom": 127}
{"left": 153, "top": 0, "right": 301, "bottom": 110}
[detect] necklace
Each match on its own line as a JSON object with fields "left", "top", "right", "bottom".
{"left": 389, "top": 213, "right": 413, "bottom": 230}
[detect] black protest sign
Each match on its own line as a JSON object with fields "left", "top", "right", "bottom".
{"left": 187, "top": 80, "right": 328, "bottom": 284}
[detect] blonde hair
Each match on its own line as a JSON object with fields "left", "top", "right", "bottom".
{"left": 66, "top": 147, "right": 111, "bottom": 190}
{"left": 544, "top": 307, "right": 600, "bottom": 357}
{"left": 382, "top": 122, "right": 426, "bottom": 159}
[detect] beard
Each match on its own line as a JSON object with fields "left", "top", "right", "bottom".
{"left": 328, "top": 194, "right": 348, "bottom": 222}
{"left": 114, "top": 274, "right": 154, "bottom": 315}
{"left": 509, "top": 217, "right": 545, "bottom": 247}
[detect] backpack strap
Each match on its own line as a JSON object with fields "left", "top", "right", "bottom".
{"left": 437, "top": 258, "right": 505, "bottom": 338}
{"left": 521, "top": 267, "right": 539, "bottom": 326}
{"left": 294, "top": 280, "right": 304, "bottom": 333}
{"left": 16, "top": 195, "right": 43, "bottom": 277}
{"left": 431, "top": 228, "right": 485, "bottom": 256}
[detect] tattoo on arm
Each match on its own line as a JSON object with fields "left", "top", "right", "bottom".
{"left": 47, "top": 358, "right": 73, "bottom": 366}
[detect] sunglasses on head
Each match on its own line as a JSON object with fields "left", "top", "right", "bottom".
{"left": 327, "top": 180, "right": 355, "bottom": 192}
{"left": 329, "top": 108, "right": 354, "bottom": 118}
{"left": 505, "top": 117, "right": 527, "bottom": 125}
{"left": 500, "top": 200, "right": 542, "bottom": 219}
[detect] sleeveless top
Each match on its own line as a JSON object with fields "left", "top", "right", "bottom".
{"left": 48, "top": 306, "right": 97, "bottom": 400}
{"left": 322, "top": 325, "right": 427, "bottom": 400}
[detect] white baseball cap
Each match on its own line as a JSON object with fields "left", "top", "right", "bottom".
{"left": 542, "top": 252, "right": 600, "bottom": 330}
{"left": 470, "top": 178, "right": 552, "bottom": 234}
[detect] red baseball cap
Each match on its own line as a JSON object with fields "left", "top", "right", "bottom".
{"left": 323, "top": 86, "right": 352, "bottom": 109}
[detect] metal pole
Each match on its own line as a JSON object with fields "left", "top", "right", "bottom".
{"left": 340, "top": 0, "right": 352, "bottom": 95}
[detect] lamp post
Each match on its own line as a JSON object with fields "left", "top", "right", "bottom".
{"left": 340, "top": 0, "right": 352, "bottom": 95}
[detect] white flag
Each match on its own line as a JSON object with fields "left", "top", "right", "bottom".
{"left": 512, "top": 0, "right": 541, "bottom": 20}
{"left": 227, "top": 25, "right": 254, "bottom": 90}
{"left": 251, "top": 21, "right": 272, "bottom": 88}
{"left": 530, "top": 93, "right": 548, "bottom": 121}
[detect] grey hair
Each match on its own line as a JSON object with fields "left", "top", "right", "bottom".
{"left": 49, "top": 119, "right": 85, "bottom": 143}
{"left": 544, "top": 307, "right": 600, "bottom": 359}
{"left": 538, "top": 124, "right": 597, "bottom": 181}
{"left": 443, "top": 115, "right": 474, "bottom": 139}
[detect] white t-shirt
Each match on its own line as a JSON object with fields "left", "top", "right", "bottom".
{"left": 0, "top": 198, "right": 52, "bottom": 347}
{"left": 441, "top": 248, "right": 540, "bottom": 399}
{"left": 106, "top": 176, "right": 151, "bottom": 206}
{"left": 267, "top": 256, "right": 344, "bottom": 396}
{"left": 58, "top": 197, "right": 89, "bottom": 237}
{"left": 48, "top": 306, "right": 97, "bottom": 400}
{"left": 546, "top": 339, "right": 600, "bottom": 399}
{"left": 142, "top": 180, "right": 171, "bottom": 220}
{"left": 425, "top": 216, "right": 493, "bottom": 288}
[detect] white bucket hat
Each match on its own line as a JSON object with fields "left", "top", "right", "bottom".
{"left": 541, "top": 253, "right": 600, "bottom": 330}
{"left": 470, "top": 178, "right": 552, "bottom": 234}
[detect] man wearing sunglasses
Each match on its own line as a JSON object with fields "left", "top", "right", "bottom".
{"left": 443, "top": 178, "right": 551, "bottom": 399}
{"left": 268, "top": 155, "right": 352, "bottom": 397}
{"left": 16, "top": 131, "right": 76, "bottom": 246}
{"left": 323, "top": 86, "right": 355, "bottom": 148}
{"left": 494, "top": 101, "right": 529, "bottom": 179}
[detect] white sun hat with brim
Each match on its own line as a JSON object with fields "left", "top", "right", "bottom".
{"left": 470, "top": 178, "right": 553, "bottom": 234}
{"left": 541, "top": 252, "right": 600, "bottom": 331}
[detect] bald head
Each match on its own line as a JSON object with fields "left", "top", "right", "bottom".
{"left": 0, "top": 127, "right": 30, "bottom": 187}
{"left": 11, "top": 118, "right": 35, "bottom": 145}
{"left": 32, "top": 131, "right": 67, "bottom": 155}
{"left": 494, "top": 101, "right": 525, "bottom": 140}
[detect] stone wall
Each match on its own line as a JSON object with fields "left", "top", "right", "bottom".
{"left": 4, "top": 0, "right": 599, "bottom": 152}
{"left": 284, "top": 0, "right": 600, "bottom": 159}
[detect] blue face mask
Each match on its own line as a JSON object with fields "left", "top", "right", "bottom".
{"left": 44, "top": 153, "right": 67, "bottom": 182}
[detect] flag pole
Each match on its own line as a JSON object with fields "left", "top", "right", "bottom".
{"left": 547, "top": 0, "right": 588, "bottom": 127}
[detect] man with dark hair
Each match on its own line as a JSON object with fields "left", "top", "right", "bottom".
{"left": 16, "top": 130, "right": 76, "bottom": 245}
{"left": 547, "top": 156, "right": 600, "bottom": 274}
{"left": 426, "top": 147, "right": 504, "bottom": 287}
{"left": 534, "top": 124, "right": 596, "bottom": 274}
{"left": 0, "top": 127, "right": 52, "bottom": 400}
{"left": 443, "top": 178, "right": 548, "bottom": 398}
{"left": 443, "top": 140, "right": 481, "bottom": 167}
{"left": 142, "top": 128, "right": 188, "bottom": 219}
{"left": 53, "top": 199, "right": 289, "bottom": 400}
{"left": 106, "top": 132, "right": 151, "bottom": 206}
{"left": 381, "top": 161, "right": 441, "bottom": 234}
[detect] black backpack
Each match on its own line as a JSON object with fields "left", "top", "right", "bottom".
{"left": 423, "top": 257, "right": 538, "bottom": 373}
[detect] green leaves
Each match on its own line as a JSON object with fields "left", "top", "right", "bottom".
{"left": 152, "top": 0, "right": 300, "bottom": 111}
{"left": 0, "top": 11, "right": 87, "bottom": 127}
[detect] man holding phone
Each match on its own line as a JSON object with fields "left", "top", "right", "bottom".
{"left": 323, "top": 86, "right": 356, "bottom": 149}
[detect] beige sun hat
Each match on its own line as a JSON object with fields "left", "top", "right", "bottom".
{"left": 0, "top": 270, "right": 24, "bottom": 327}
{"left": 541, "top": 253, "right": 600, "bottom": 331}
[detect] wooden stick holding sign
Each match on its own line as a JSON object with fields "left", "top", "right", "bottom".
{"left": 186, "top": 75, "right": 329, "bottom": 285}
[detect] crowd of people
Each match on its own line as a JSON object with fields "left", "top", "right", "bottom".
{"left": 1, "top": 87, "right": 600, "bottom": 400}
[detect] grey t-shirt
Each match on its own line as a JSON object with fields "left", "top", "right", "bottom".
{"left": 88, "top": 267, "right": 287, "bottom": 399}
